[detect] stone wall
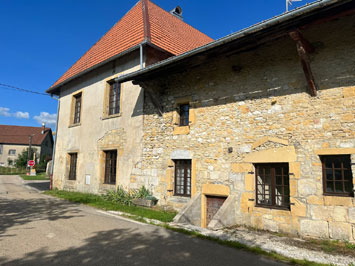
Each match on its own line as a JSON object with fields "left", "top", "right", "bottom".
{"left": 134, "top": 15, "right": 355, "bottom": 240}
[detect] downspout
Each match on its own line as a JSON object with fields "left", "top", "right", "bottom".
{"left": 50, "top": 94, "right": 60, "bottom": 190}
{"left": 140, "top": 43, "right": 144, "bottom": 69}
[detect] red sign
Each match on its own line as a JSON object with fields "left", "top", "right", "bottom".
{"left": 28, "top": 160, "right": 35, "bottom": 167}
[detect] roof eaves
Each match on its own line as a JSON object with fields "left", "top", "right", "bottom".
{"left": 116, "top": 0, "right": 347, "bottom": 83}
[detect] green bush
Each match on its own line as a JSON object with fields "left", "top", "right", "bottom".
{"left": 103, "top": 186, "right": 135, "bottom": 206}
{"left": 103, "top": 185, "right": 156, "bottom": 206}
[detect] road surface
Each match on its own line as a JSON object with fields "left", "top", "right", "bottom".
{"left": 0, "top": 175, "right": 285, "bottom": 266}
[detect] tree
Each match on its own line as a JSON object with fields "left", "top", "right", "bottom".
{"left": 15, "top": 148, "right": 38, "bottom": 168}
{"left": 7, "top": 158, "right": 13, "bottom": 166}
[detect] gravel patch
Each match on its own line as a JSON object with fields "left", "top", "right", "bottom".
{"left": 102, "top": 211, "right": 355, "bottom": 265}
{"left": 168, "top": 223, "right": 355, "bottom": 266}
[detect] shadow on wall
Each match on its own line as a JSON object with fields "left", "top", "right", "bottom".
{"left": 0, "top": 227, "right": 282, "bottom": 266}
{"left": 0, "top": 197, "right": 83, "bottom": 238}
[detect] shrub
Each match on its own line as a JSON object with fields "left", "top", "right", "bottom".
{"left": 103, "top": 185, "right": 156, "bottom": 206}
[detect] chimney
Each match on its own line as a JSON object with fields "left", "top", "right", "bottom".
{"left": 41, "top": 123, "right": 46, "bottom": 134}
{"left": 170, "top": 6, "right": 183, "bottom": 20}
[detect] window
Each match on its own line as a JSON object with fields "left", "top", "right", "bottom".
{"left": 104, "top": 150, "right": 117, "bottom": 184}
{"left": 174, "top": 159, "right": 191, "bottom": 197}
{"left": 0, "top": 144, "right": 3, "bottom": 154}
{"left": 108, "top": 81, "right": 121, "bottom": 115}
{"left": 73, "top": 93, "right": 82, "bottom": 124}
{"left": 68, "top": 153, "right": 77, "bottom": 180}
{"left": 255, "top": 163, "right": 290, "bottom": 209}
{"left": 179, "top": 104, "right": 190, "bottom": 126}
{"left": 8, "top": 149, "right": 16, "bottom": 156}
{"left": 321, "top": 155, "right": 353, "bottom": 196}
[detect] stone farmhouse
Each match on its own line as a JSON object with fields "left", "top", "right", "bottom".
{"left": 0, "top": 125, "right": 53, "bottom": 167}
{"left": 48, "top": 0, "right": 355, "bottom": 241}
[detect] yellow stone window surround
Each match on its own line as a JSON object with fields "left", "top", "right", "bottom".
{"left": 69, "top": 90, "right": 83, "bottom": 127}
{"left": 172, "top": 97, "right": 196, "bottom": 135}
{"left": 102, "top": 74, "right": 124, "bottom": 120}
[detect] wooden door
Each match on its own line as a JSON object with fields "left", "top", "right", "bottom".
{"left": 206, "top": 196, "right": 226, "bottom": 226}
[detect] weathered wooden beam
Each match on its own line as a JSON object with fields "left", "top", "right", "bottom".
{"left": 289, "top": 30, "right": 314, "bottom": 53}
{"left": 289, "top": 30, "right": 317, "bottom": 97}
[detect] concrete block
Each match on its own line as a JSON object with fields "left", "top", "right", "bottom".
{"left": 173, "top": 193, "right": 201, "bottom": 226}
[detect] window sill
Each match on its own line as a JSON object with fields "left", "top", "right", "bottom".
{"left": 323, "top": 193, "right": 354, "bottom": 197}
{"left": 173, "top": 194, "right": 191, "bottom": 198}
{"left": 102, "top": 113, "right": 122, "bottom": 120}
{"left": 69, "top": 123, "right": 81, "bottom": 128}
{"left": 173, "top": 126, "right": 190, "bottom": 135}
{"left": 255, "top": 204, "right": 290, "bottom": 211}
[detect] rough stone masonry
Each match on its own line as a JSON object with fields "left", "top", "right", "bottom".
{"left": 129, "top": 14, "right": 355, "bottom": 241}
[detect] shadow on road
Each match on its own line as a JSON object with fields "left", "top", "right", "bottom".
{"left": 0, "top": 197, "right": 83, "bottom": 238}
{"left": 0, "top": 227, "right": 282, "bottom": 266}
{"left": 25, "top": 181, "right": 50, "bottom": 191}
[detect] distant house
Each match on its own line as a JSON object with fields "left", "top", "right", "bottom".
{"left": 0, "top": 125, "right": 54, "bottom": 167}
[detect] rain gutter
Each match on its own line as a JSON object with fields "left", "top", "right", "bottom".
{"left": 115, "top": 0, "right": 348, "bottom": 83}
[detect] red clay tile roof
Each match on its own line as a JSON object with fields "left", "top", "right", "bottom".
{"left": 0, "top": 125, "right": 52, "bottom": 146}
{"left": 148, "top": 1, "right": 213, "bottom": 55}
{"left": 50, "top": 0, "right": 213, "bottom": 89}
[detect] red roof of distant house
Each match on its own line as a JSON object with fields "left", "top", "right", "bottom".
{"left": 49, "top": 0, "right": 213, "bottom": 90}
{"left": 0, "top": 125, "right": 52, "bottom": 146}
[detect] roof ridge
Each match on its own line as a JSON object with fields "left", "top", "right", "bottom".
{"left": 142, "top": 0, "right": 151, "bottom": 42}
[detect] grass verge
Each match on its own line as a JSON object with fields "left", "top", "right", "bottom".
{"left": 20, "top": 172, "right": 49, "bottom": 180}
{"left": 43, "top": 190, "right": 345, "bottom": 266}
{"left": 162, "top": 225, "right": 333, "bottom": 266}
{"left": 44, "top": 189, "right": 176, "bottom": 223}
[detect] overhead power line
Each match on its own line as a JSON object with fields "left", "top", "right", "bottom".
{"left": 0, "top": 83, "right": 49, "bottom": 96}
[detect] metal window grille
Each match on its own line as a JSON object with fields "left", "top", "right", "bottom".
{"left": 321, "top": 155, "right": 353, "bottom": 196}
{"left": 109, "top": 82, "right": 121, "bottom": 115}
{"left": 179, "top": 104, "right": 189, "bottom": 126}
{"left": 68, "top": 153, "right": 77, "bottom": 180}
{"left": 174, "top": 159, "right": 191, "bottom": 197}
{"left": 255, "top": 163, "right": 290, "bottom": 209}
{"left": 104, "top": 150, "right": 117, "bottom": 184}
{"left": 73, "top": 93, "right": 81, "bottom": 124}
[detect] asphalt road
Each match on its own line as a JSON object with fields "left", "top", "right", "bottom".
{"left": 0, "top": 175, "right": 286, "bottom": 266}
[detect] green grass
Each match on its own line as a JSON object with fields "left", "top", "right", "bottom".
{"left": 44, "top": 189, "right": 176, "bottom": 223}
{"left": 20, "top": 172, "right": 49, "bottom": 180}
{"left": 162, "top": 225, "right": 333, "bottom": 266}
{"left": 0, "top": 167, "right": 26, "bottom": 175}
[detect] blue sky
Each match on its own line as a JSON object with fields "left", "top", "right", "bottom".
{"left": 0, "top": 0, "right": 317, "bottom": 130}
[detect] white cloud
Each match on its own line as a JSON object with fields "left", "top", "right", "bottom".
{"left": 0, "top": 107, "right": 11, "bottom": 117}
{"left": 0, "top": 107, "right": 29, "bottom": 119}
{"left": 33, "top": 112, "right": 57, "bottom": 128}
{"left": 13, "top": 111, "right": 29, "bottom": 119}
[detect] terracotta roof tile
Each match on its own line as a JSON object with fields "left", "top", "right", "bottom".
{"left": 147, "top": 1, "right": 213, "bottom": 55}
{"left": 50, "top": 0, "right": 213, "bottom": 89}
{"left": 0, "top": 125, "right": 52, "bottom": 146}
